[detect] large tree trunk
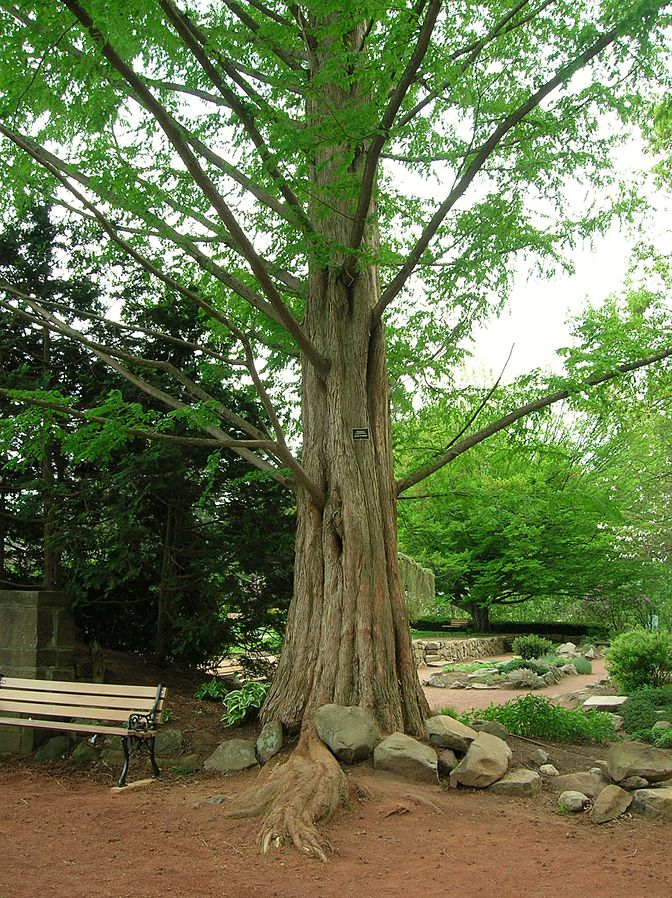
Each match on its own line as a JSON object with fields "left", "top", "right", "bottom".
{"left": 231, "top": 16, "right": 429, "bottom": 857}
{"left": 262, "top": 281, "right": 429, "bottom": 736}
{"left": 261, "top": 14, "right": 428, "bottom": 739}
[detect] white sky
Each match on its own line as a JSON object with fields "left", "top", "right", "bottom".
{"left": 466, "top": 145, "right": 672, "bottom": 385}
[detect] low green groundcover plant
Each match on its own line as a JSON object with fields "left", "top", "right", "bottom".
{"left": 194, "top": 677, "right": 230, "bottom": 701}
{"left": 620, "top": 685, "right": 672, "bottom": 742}
{"left": 571, "top": 657, "right": 593, "bottom": 675}
{"left": 511, "top": 634, "right": 554, "bottom": 660}
{"left": 453, "top": 694, "right": 616, "bottom": 743}
{"left": 221, "top": 681, "right": 269, "bottom": 725}
{"left": 606, "top": 628, "right": 672, "bottom": 691}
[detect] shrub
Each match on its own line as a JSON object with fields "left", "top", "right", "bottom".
{"left": 221, "top": 681, "right": 269, "bottom": 726}
{"left": 572, "top": 657, "right": 593, "bottom": 675}
{"left": 653, "top": 728, "right": 672, "bottom": 749}
{"left": 498, "top": 658, "right": 550, "bottom": 676}
{"left": 512, "top": 634, "right": 554, "bottom": 660}
{"left": 606, "top": 628, "right": 672, "bottom": 691}
{"left": 620, "top": 685, "right": 672, "bottom": 737}
{"left": 473, "top": 694, "right": 616, "bottom": 743}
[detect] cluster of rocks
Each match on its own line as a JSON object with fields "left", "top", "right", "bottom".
{"left": 547, "top": 741, "right": 672, "bottom": 822}
{"left": 425, "top": 642, "right": 602, "bottom": 691}
{"left": 28, "top": 699, "right": 672, "bottom": 826}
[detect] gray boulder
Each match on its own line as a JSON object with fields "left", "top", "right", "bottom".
{"left": 449, "top": 732, "right": 512, "bottom": 789}
{"left": 607, "top": 741, "right": 672, "bottom": 783}
{"left": 373, "top": 732, "right": 438, "bottom": 784}
{"left": 551, "top": 772, "right": 607, "bottom": 799}
{"left": 529, "top": 748, "right": 550, "bottom": 766}
{"left": 437, "top": 748, "right": 458, "bottom": 776}
{"left": 155, "top": 727, "right": 183, "bottom": 756}
{"left": 506, "top": 669, "right": 542, "bottom": 689}
{"left": 255, "top": 720, "right": 283, "bottom": 765}
{"left": 557, "top": 642, "right": 577, "bottom": 655}
{"left": 621, "top": 775, "right": 649, "bottom": 791}
{"left": 471, "top": 719, "right": 508, "bottom": 740}
{"left": 558, "top": 790, "right": 589, "bottom": 812}
{"left": 540, "top": 764, "right": 560, "bottom": 777}
{"left": 487, "top": 768, "right": 542, "bottom": 797}
{"left": 34, "top": 735, "right": 71, "bottom": 761}
{"left": 204, "top": 739, "right": 258, "bottom": 773}
{"left": 314, "top": 704, "right": 378, "bottom": 763}
{"left": 425, "top": 715, "right": 477, "bottom": 753}
{"left": 631, "top": 788, "right": 672, "bottom": 820}
{"left": 590, "top": 785, "right": 632, "bottom": 824}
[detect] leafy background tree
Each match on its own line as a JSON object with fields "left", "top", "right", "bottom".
{"left": 0, "top": 208, "right": 295, "bottom": 665}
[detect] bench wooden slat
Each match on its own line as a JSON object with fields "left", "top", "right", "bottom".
{"left": 0, "top": 716, "right": 133, "bottom": 737}
{"left": 0, "top": 687, "right": 161, "bottom": 711}
{"left": 0, "top": 677, "right": 166, "bottom": 785}
{"left": 0, "top": 677, "right": 160, "bottom": 698}
{"left": 0, "top": 699, "right": 160, "bottom": 723}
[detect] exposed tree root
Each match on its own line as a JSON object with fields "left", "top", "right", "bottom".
{"left": 223, "top": 719, "right": 349, "bottom": 861}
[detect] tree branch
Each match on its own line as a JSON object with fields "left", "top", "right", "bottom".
{"left": 344, "top": 0, "right": 441, "bottom": 275}
{"left": 396, "top": 345, "right": 672, "bottom": 495}
{"left": 60, "top": 0, "right": 327, "bottom": 377}
{"left": 159, "top": 0, "right": 313, "bottom": 234}
{"left": 375, "top": 24, "right": 620, "bottom": 322}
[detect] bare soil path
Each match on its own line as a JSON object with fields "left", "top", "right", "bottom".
{"left": 1, "top": 761, "right": 670, "bottom": 898}
{"left": 420, "top": 656, "right": 610, "bottom": 713}
{"left": 2, "top": 652, "right": 665, "bottom": 898}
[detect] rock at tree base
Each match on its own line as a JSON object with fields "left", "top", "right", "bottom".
{"left": 425, "top": 715, "right": 477, "bottom": 753}
{"left": 314, "top": 704, "right": 379, "bottom": 763}
{"left": 155, "top": 727, "right": 183, "bottom": 756}
{"left": 373, "top": 732, "right": 438, "bottom": 783}
{"left": 550, "top": 772, "right": 607, "bottom": 799}
{"left": 631, "top": 788, "right": 672, "bottom": 819}
{"left": 590, "top": 785, "right": 632, "bottom": 824}
{"left": 204, "top": 739, "right": 258, "bottom": 773}
{"left": 256, "top": 720, "right": 283, "bottom": 765}
{"left": 558, "top": 791, "right": 589, "bottom": 813}
{"left": 471, "top": 720, "right": 508, "bottom": 739}
{"left": 487, "top": 768, "right": 542, "bottom": 797}
{"left": 607, "top": 741, "right": 672, "bottom": 783}
{"left": 449, "top": 732, "right": 512, "bottom": 788}
{"left": 437, "top": 748, "right": 458, "bottom": 776}
{"left": 34, "top": 735, "right": 71, "bottom": 761}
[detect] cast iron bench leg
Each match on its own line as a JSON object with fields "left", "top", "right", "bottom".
{"left": 148, "top": 735, "right": 160, "bottom": 779}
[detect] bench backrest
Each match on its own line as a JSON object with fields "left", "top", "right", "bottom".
{"left": 0, "top": 676, "right": 166, "bottom": 730}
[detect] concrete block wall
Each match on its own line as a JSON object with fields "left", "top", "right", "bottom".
{"left": 0, "top": 590, "right": 76, "bottom": 754}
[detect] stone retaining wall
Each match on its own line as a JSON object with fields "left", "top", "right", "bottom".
{"left": 0, "top": 590, "right": 75, "bottom": 754}
{"left": 413, "top": 636, "right": 509, "bottom": 667}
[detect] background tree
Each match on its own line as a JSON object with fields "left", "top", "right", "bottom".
{"left": 398, "top": 402, "right": 664, "bottom": 631}
{"left": 1, "top": 208, "right": 295, "bottom": 664}
{"left": 2, "top": 1, "right": 672, "bottom": 856}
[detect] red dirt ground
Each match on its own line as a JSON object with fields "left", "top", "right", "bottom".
{"left": 2, "top": 653, "right": 670, "bottom": 898}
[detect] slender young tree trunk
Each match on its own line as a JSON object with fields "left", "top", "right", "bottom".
{"left": 155, "top": 501, "right": 179, "bottom": 665}
{"left": 262, "top": 16, "right": 428, "bottom": 737}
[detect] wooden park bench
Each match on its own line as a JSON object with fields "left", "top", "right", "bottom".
{"left": 0, "top": 675, "right": 167, "bottom": 787}
{"left": 441, "top": 619, "right": 470, "bottom": 631}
